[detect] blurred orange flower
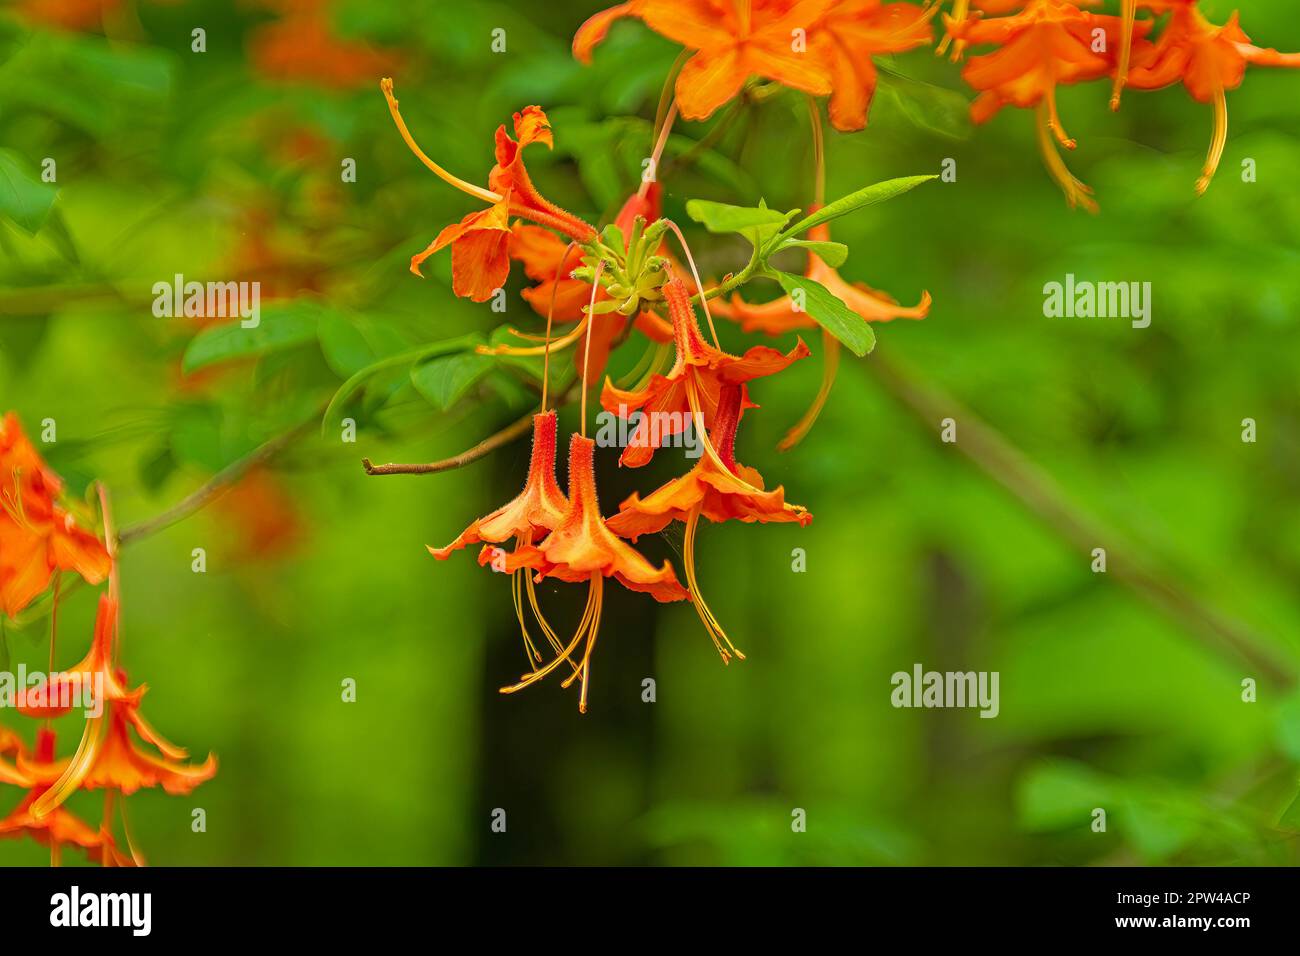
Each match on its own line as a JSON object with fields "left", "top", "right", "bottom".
{"left": 1125, "top": 5, "right": 1300, "bottom": 193}
{"left": 249, "top": 0, "right": 400, "bottom": 90}
{"left": 0, "top": 413, "right": 111, "bottom": 619}
{"left": 574, "top": 0, "right": 933, "bottom": 131}
{"left": 947, "top": 0, "right": 1140, "bottom": 212}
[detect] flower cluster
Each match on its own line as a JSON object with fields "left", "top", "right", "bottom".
{"left": 575, "top": 0, "right": 1299, "bottom": 209}
{"left": 0, "top": 415, "right": 216, "bottom": 865}
{"left": 945, "top": 0, "right": 1300, "bottom": 207}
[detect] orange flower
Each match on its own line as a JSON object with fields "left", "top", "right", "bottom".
{"left": 24, "top": 595, "right": 216, "bottom": 819}
{"left": 429, "top": 411, "right": 568, "bottom": 558}
{"left": 712, "top": 219, "right": 928, "bottom": 448}
{"left": 488, "top": 433, "right": 688, "bottom": 712}
{"left": 381, "top": 81, "right": 596, "bottom": 302}
{"left": 600, "top": 278, "right": 809, "bottom": 467}
{"left": 813, "top": 1, "right": 937, "bottom": 131}
{"left": 0, "top": 412, "right": 111, "bottom": 619}
{"left": 1125, "top": 5, "right": 1300, "bottom": 194}
{"left": 607, "top": 383, "right": 810, "bottom": 661}
{"left": 574, "top": 0, "right": 836, "bottom": 124}
{"left": 0, "top": 730, "right": 106, "bottom": 863}
{"left": 0, "top": 726, "right": 29, "bottom": 787}
{"left": 249, "top": 1, "right": 400, "bottom": 90}
{"left": 948, "top": 0, "right": 1140, "bottom": 212}
{"left": 429, "top": 411, "right": 569, "bottom": 667}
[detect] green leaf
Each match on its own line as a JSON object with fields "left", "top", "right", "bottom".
{"left": 773, "top": 271, "right": 876, "bottom": 357}
{"left": 777, "top": 175, "right": 937, "bottom": 243}
{"left": 778, "top": 239, "right": 849, "bottom": 268}
{"left": 410, "top": 352, "right": 495, "bottom": 410}
{"left": 318, "top": 314, "right": 379, "bottom": 378}
{"left": 1280, "top": 787, "right": 1300, "bottom": 831}
{"left": 182, "top": 300, "right": 324, "bottom": 373}
{"left": 686, "top": 198, "right": 797, "bottom": 246}
{"left": 0, "top": 150, "right": 58, "bottom": 235}
{"left": 878, "top": 66, "right": 973, "bottom": 141}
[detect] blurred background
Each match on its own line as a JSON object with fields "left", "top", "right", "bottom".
{"left": 1, "top": 0, "right": 1298, "bottom": 865}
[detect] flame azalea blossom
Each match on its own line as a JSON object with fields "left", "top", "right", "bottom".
{"left": 0, "top": 412, "right": 111, "bottom": 619}
{"left": 24, "top": 594, "right": 216, "bottom": 819}
{"left": 573, "top": 0, "right": 836, "bottom": 125}
{"left": 0, "top": 730, "right": 107, "bottom": 863}
{"left": 487, "top": 434, "right": 688, "bottom": 712}
{"left": 947, "top": 0, "right": 1141, "bottom": 213}
{"left": 813, "top": 1, "right": 937, "bottom": 131}
{"left": 607, "top": 382, "right": 810, "bottom": 661}
{"left": 381, "top": 83, "right": 596, "bottom": 302}
{"left": 429, "top": 411, "right": 570, "bottom": 667}
{"left": 1124, "top": 5, "right": 1300, "bottom": 194}
{"left": 0, "top": 726, "right": 29, "bottom": 786}
{"left": 249, "top": 0, "right": 400, "bottom": 90}
{"left": 600, "top": 278, "right": 810, "bottom": 467}
{"left": 711, "top": 219, "right": 929, "bottom": 448}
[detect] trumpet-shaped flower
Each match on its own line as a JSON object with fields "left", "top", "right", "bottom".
{"left": 489, "top": 433, "right": 688, "bottom": 711}
{"left": 600, "top": 278, "right": 809, "bottom": 467}
{"left": 0, "top": 412, "right": 111, "bottom": 619}
{"left": 1125, "top": 5, "right": 1300, "bottom": 194}
{"left": 607, "top": 383, "right": 810, "bottom": 661}
{"left": 381, "top": 84, "right": 596, "bottom": 302}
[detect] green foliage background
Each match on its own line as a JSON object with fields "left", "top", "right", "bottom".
{"left": 1, "top": 0, "right": 1298, "bottom": 865}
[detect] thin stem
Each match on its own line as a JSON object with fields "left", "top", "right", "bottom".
{"left": 866, "top": 349, "right": 1296, "bottom": 688}
{"left": 807, "top": 95, "right": 825, "bottom": 208}
{"left": 641, "top": 102, "right": 678, "bottom": 200}
{"left": 380, "top": 78, "right": 502, "bottom": 205}
{"left": 580, "top": 262, "right": 607, "bottom": 438}
{"left": 363, "top": 411, "right": 535, "bottom": 476}
{"left": 117, "top": 410, "right": 319, "bottom": 547}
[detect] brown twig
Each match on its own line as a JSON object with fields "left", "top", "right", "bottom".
{"left": 116, "top": 413, "right": 318, "bottom": 547}
{"left": 866, "top": 348, "right": 1296, "bottom": 688}
{"left": 362, "top": 410, "right": 536, "bottom": 476}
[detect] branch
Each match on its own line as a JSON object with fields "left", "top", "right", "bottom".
{"left": 116, "top": 413, "right": 318, "bottom": 547}
{"left": 866, "top": 349, "right": 1296, "bottom": 688}
{"left": 362, "top": 408, "right": 535, "bottom": 476}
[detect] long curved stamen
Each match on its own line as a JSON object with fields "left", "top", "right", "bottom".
{"left": 642, "top": 102, "right": 678, "bottom": 201}
{"left": 31, "top": 712, "right": 107, "bottom": 819}
{"left": 684, "top": 505, "right": 744, "bottom": 663}
{"left": 778, "top": 331, "right": 840, "bottom": 452}
{"left": 381, "top": 78, "right": 503, "bottom": 205}
{"left": 524, "top": 572, "right": 577, "bottom": 671}
{"left": 663, "top": 220, "right": 721, "bottom": 347}
{"left": 479, "top": 313, "right": 589, "bottom": 357}
{"left": 557, "top": 575, "right": 604, "bottom": 713}
{"left": 1045, "top": 87, "right": 1076, "bottom": 150}
{"left": 937, "top": 0, "right": 969, "bottom": 60}
{"left": 1035, "top": 101, "right": 1098, "bottom": 213}
{"left": 500, "top": 574, "right": 601, "bottom": 695}
{"left": 807, "top": 95, "right": 825, "bottom": 207}
{"left": 1197, "top": 81, "right": 1228, "bottom": 196}
{"left": 1111, "top": 0, "right": 1137, "bottom": 110}
{"left": 511, "top": 569, "right": 545, "bottom": 667}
